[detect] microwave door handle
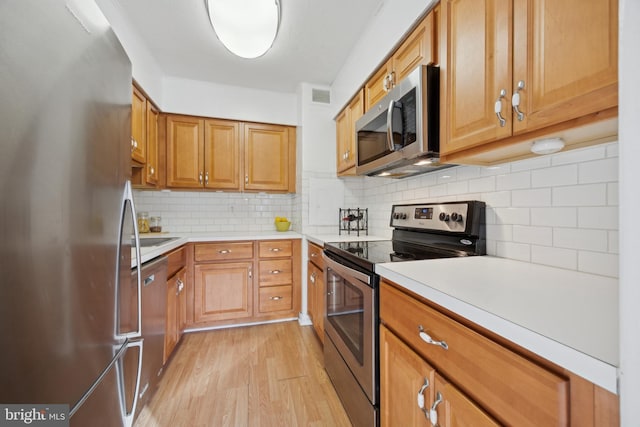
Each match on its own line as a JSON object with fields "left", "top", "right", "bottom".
{"left": 386, "top": 100, "right": 404, "bottom": 152}
{"left": 386, "top": 99, "right": 396, "bottom": 152}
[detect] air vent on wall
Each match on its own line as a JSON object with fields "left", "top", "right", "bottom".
{"left": 311, "top": 88, "right": 330, "bottom": 104}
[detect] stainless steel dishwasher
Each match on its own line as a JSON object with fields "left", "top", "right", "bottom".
{"left": 130, "top": 256, "right": 167, "bottom": 418}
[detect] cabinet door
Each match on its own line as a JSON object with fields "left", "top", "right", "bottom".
{"left": 364, "top": 61, "right": 392, "bottom": 112}
{"left": 203, "top": 119, "right": 241, "bottom": 190}
{"left": 393, "top": 11, "right": 435, "bottom": 83}
{"left": 145, "top": 102, "right": 159, "bottom": 186}
{"left": 432, "top": 373, "right": 500, "bottom": 427}
{"left": 337, "top": 90, "right": 364, "bottom": 175}
{"left": 166, "top": 115, "right": 205, "bottom": 188}
{"left": 244, "top": 123, "right": 295, "bottom": 192}
{"left": 511, "top": 0, "right": 618, "bottom": 134}
{"left": 380, "top": 325, "right": 435, "bottom": 427}
{"left": 176, "top": 267, "right": 187, "bottom": 339}
{"left": 194, "top": 262, "right": 253, "bottom": 322}
{"left": 440, "top": 0, "right": 513, "bottom": 155}
{"left": 131, "top": 86, "right": 147, "bottom": 163}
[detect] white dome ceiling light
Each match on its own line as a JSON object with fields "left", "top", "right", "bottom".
{"left": 206, "top": 0, "right": 281, "bottom": 59}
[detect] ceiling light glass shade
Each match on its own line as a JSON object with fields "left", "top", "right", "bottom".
{"left": 206, "top": 0, "right": 280, "bottom": 59}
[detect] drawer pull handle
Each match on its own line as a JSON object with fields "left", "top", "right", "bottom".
{"left": 310, "top": 272, "right": 316, "bottom": 283}
{"left": 144, "top": 274, "right": 155, "bottom": 287}
{"left": 310, "top": 252, "right": 317, "bottom": 257}
{"left": 270, "top": 248, "right": 281, "bottom": 252}
{"left": 270, "top": 270, "right": 281, "bottom": 274}
{"left": 418, "top": 325, "right": 448, "bottom": 350}
{"left": 494, "top": 89, "right": 507, "bottom": 127}
{"left": 429, "top": 391, "right": 443, "bottom": 427}
{"left": 271, "top": 296, "right": 283, "bottom": 301}
{"left": 218, "top": 249, "right": 231, "bottom": 254}
{"left": 417, "top": 378, "right": 430, "bottom": 418}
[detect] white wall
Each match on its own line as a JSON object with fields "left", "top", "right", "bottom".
{"left": 95, "top": 0, "right": 164, "bottom": 104}
{"left": 162, "top": 77, "right": 298, "bottom": 126}
{"left": 618, "top": 0, "right": 640, "bottom": 422}
{"left": 331, "top": 0, "right": 438, "bottom": 114}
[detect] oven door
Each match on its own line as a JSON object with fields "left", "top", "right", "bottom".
{"left": 323, "top": 252, "right": 376, "bottom": 403}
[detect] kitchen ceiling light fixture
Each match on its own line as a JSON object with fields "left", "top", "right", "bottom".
{"left": 206, "top": 0, "right": 281, "bottom": 59}
{"left": 530, "top": 137, "right": 566, "bottom": 155}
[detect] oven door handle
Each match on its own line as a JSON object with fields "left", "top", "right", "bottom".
{"left": 323, "top": 252, "right": 371, "bottom": 286}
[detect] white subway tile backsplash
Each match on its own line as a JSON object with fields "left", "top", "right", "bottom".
{"left": 531, "top": 164, "right": 578, "bottom": 187}
{"left": 510, "top": 156, "right": 551, "bottom": 171}
{"left": 494, "top": 207, "right": 530, "bottom": 225}
{"left": 469, "top": 176, "right": 496, "bottom": 193}
{"left": 496, "top": 171, "right": 531, "bottom": 190}
{"left": 607, "top": 183, "right": 618, "bottom": 206}
{"left": 578, "top": 207, "right": 619, "bottom": 230}
{"left": 608, "top": 231, "right": 619, "bottom": 254}
{"left": 578, "top": 251, "right": 619, "bottom": 277}
{"left": 552, "top": 184, "right": 607, "bottom": 206}
{"left": 551, "top": 145, "right": 606, "bottom": 165}
{"left": 554, "top": 228, "right": 608, "bottom": 252}
{"left": 531, "top": 245, "right": 577, "bottom": 270}
{"left": 512, "top": 188, "right": 551, "bottom": 207}
{"left": 530, "top": 207, "right": 577, "bottom": 227}
{"left": 486, "top": 224, "right": 513, "bottom": 241}
{"left": 496, "top": 241, "right": 531, "bottom": 261}
{"left": 513, "top": 225, "right": 553, "bottom": 246}
{"left": 579, "top": 158, "right": 618, "bottom": 184}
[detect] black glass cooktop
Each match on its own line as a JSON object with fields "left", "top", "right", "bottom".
{"left": 325, "top": 239, "right": 470, "bottom": 272}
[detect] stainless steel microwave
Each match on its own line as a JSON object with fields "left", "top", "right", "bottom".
{"left": 355, "top": 64, "right": 451, "bottom": 178}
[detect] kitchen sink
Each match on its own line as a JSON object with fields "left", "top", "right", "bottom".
{"left": 133, "top": 237, "right": 178, "bottom": 247}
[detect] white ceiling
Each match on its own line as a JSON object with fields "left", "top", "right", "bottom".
{"left": 116, "top": 0, "right": 384, "bottom": 93}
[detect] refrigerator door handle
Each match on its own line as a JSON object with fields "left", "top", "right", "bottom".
{"left": 117, "top": 180, "right": 142, "bottom": 339}
{"left": 119, "top": 338, "right": 143, "bottom": 427}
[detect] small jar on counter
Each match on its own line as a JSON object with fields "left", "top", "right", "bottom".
{"left": 149, "top": 216, "right": 162, "bottom": 233}
{"left": 137, "top": 212, "right": 150, "bottom": 233}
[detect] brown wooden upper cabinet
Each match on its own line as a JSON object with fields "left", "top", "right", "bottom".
{"left": 364, "top": 10, "right": 436, "bottom": 112}
{"left": 131, "top": 84, "right": 160, "bottom": 188}
{"left": 166, "top": 115, "right": 296, "bottom": 193}
{"left": 244, "top": 123, "right": 296, "bottom": 192}
{"left": 131, "top": 85, "right": 147, "bottom": 164}
{"left": 439, "top": 0, "right": 618, "bottom": 165}
{"left": 335, "top": 89, "right": 364, "bottom": 175}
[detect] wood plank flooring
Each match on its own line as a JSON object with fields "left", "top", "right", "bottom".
{"left": 134, "top": 321, "right": 352, "bottom": 427}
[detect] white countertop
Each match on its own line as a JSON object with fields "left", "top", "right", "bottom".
{"left": 134, "top": 231, "right": 302, "bottom": 265}
{"left": 376, "top": 256, "right": 619, "bottom": 393}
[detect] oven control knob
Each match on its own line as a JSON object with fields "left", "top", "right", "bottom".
{"left": 451, "top": 212, "right": 463, "bottom": 222}
{"left": 401, "top": 213, "right": 407, "bottom": 220}
{"left": 439, "top": 212, "right": 450, "bottom": 222}
{"left": 393, "top": 213, "right": 399, "bottom": 220}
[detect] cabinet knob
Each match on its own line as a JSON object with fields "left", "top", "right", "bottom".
{"left": 512, "top": 80, "right": 525, "bottom": 121}
{"left": 149, "top": 165, "right": 155, "bottom": 175}
{"left": 245, "top": 174, "right": 249, "bottom": 184}
{"left": 494, "top": 89, "right": 507, "bottom": 127}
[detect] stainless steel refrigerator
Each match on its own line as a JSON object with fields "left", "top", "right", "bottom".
{"left": 0, "top": 1, "right": 143, "bottom": 426}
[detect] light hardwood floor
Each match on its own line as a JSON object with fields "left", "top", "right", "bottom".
{"left": 134, "top": 321, "right": 352, "bottom": 427}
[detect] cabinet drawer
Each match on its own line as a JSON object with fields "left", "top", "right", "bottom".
{"left": 308, "top": 242, "right": 324, "bottom": 270}
{"left": 380, "top": 281, "right": 569, "bottom": 427}
{"left": 194, "top": 242, "right": 253, "bottom": 262}
{"left": 259, "top": 259, "right": 292, "bottom": 286}
{"left": 258, "top": 285, "right": 293, "bottom": 313}
{"left": 166, "top": 245, "right": 185, "bottom": 278}
{"left": 258, "top": 240, "right": 292, "bottom": 258}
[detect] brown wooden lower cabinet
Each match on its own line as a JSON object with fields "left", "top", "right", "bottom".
{"left": 194, "top": 261, "right": 253, "bottom": 322}
{"left": 379, "top": 279, "right": 619, "bottom": 427}
{"left": 190, "top": 239, "right": 301, "bottom": 328}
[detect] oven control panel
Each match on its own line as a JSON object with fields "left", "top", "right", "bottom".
{"left": 390, "top": 202, "right": 473, "bottom": 233}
